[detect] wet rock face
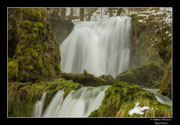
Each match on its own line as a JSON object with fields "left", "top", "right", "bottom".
{"left": 49, "top": 17, "right": 74, "bottom": 45}
{"left": 8, "top": 8, "right": 61, "bottom": 82}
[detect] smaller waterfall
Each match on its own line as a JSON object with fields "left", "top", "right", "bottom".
{"left": 34, "top": 86, "right": 109, "bottom": 117}
{"left": 33, "top": 93, "right": 46, "bottom": 117}
{"left": 43, "top": 90, "right": 64, "bottom": 117}
{"left": 143, "top": 88, "right": 172, "bottom": 106}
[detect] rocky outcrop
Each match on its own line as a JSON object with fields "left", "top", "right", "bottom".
{"left": 8, "top": 8, "right": 61, "bottom": 82}
{"left": 116, "top": 62, "right": 164, "bottom": 88}
{"left": 89, "top": 82, "right": 172, "bottom": 117}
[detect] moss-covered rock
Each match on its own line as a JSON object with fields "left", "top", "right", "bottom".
{"left": 61, "top": 72, "right": 117, "bottom": 86}
{"left": 116, "top": 62, "right": 164, "bottom": 88}
{"left": 89, "top": 82, "right": 172, "bottom": 117}
{"left": 8, "top": 79, "right": 83, "bottom": 117}
{"left": 159, "top": 59, "right": 172, "bottom": 98}
{"left": 8, "top": 60, "right": 19, "bottom": 81}
{"left": 8, "top": 8, "right": 61, "bottom": 82}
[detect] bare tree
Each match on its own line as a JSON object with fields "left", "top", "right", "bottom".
{"left": 109, "top": 8, "right": 113, "bottom": 17}
{"left": 61, "top": 8, "right": 66, "bottom": 18}
{"left": 80, "top": 8, "right": 84, "bottom": 21}
{"left": 84, "top": 8, "right": 99, "bottom": 21}
{"left": 116, "top": 8, "right": 123, "bottom": 16}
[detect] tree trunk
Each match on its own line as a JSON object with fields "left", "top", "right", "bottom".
{"left": 61, "top": 8, "right": 66, "bottom": 18}
{"left": 109, "top": 8, "right": 113, "bottom": 17}
{"left": 80, "top": 8, "right": 84, "bottom": 21}
{"left": 116, "top": 8, "right": 123, "bottom": 16}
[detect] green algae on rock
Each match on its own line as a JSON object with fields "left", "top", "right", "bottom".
{"left": 116, "top": 62, "right": 164, "bottom": 88}
{"left": 89, "top": 82, "right": 172, "bottom": 117}
{"left": 8, "top": 79, "right": 82, "bottom": 117}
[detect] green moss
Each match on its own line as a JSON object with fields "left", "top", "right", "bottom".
{"left": 20, "top": 20, "right": 32, "bottom": 30}
{"left": 89, "top": 110, "right": 98, "bottom": 117}
{"left": 33, "top": 27, "right": 38, "bottom": 33}
{"left": 8, "top": 8, "right": 61, "bottom": 82}
{"left": 25, "top": 65, "right": 33, "bottom": 71}
{"left": 56, "top": 64, "right": 61, "bottom": 72}
{"left": 38, "top": 57, "right": 43, "bottom": 68}
{"left": 38, "top": 23, "right": 44, "bottom": 30}
{"left": 8, "top": 61, "right": 19, "bottom": 81}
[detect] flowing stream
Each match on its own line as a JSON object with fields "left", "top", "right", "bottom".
{"left": 60, "top": 16, "right": 132, "bottom": 77}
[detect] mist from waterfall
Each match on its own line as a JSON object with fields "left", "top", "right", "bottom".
{"left": 60, "top": 16, "right": 132, "bottom": 77}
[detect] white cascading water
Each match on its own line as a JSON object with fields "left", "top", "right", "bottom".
{"left": 60, "top": 16, "right": 132, "bottom": 77}
{"left": 33, "top": 93, "right": 46, "bottom": 117}
{"left": 34, "top": 86, "right": 109, "bottom": 117}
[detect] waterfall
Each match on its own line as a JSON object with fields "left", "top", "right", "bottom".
{"left": 34, "top": 86, "right": 109, "bottom": 117}
{"left": 33, "top": 17, "right": 131, "bottom": 117}
{"left": 33, "top": 93, "right": 46, "bottom": 117}
{"left": 60, "top": 16, "right": 132, "bottom": 77}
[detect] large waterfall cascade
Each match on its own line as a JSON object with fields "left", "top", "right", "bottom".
{"left": 60, "top": 16, "right": 132, "bottom": 77}
{"left": 34, "top": 86, "right": 109, "bottom": 117}
{"left": 33, "top": 16, "right": 172, "bottom": 118}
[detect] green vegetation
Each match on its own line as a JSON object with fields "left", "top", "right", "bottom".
{"left": 116, "top": 62, "right": 164, "bottom": 88}
{"left": 8, "top": 8, "right": 61, "bottom": 82}
{"left": 8, "top": 79, "right": 82, "bottom": 117}
{"left": 89, "top": 82, "right": 172, "bottom": 117}
{"left": 159, "top": 59, "right": 172, "bottom": 98}
{"left": 130, "top": 14, "right": 166, "bottom": 68}
{"left": 8, "top": 60, "right": 19, "bottom": 81}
